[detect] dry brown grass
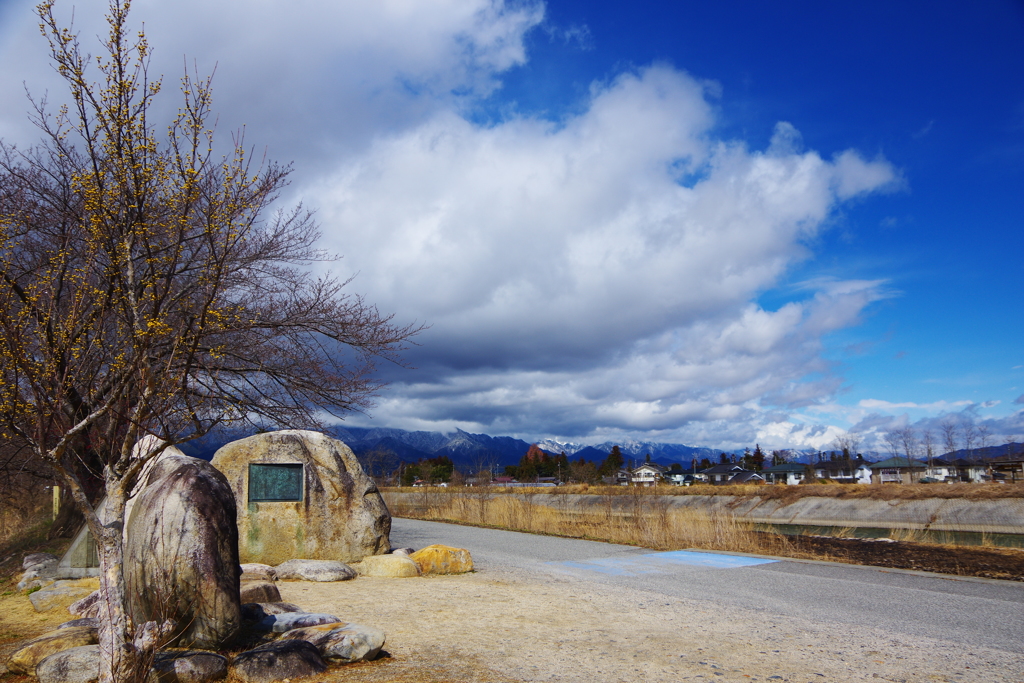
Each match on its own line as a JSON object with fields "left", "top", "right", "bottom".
{"left": 383, "top": 489, "right": 796, "bottom": 558}
{"left": 385, "top": 481, "right": 1024, "bottom": 503}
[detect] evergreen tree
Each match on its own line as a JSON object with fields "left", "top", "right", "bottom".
{"left": 598, "top": 445, "right": 624, "bottom": 476}
{"left": 751, "top": 444, "right": 766, "bottom": 471}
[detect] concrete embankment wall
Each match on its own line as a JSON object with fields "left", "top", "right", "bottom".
{"left": 385, "top": 491, "right": 1024, "bottom": 535}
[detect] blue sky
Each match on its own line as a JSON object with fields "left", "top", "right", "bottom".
{"left": 1, "top": 0, "right": 1021, "bottom": 452}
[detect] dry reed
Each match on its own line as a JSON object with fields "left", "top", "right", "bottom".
{"left": 383, "top": 489, "right": 793, "bottom": 557}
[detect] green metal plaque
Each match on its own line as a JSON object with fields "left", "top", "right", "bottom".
{"left": 248, "top": 463, "right": 303, "bottom": 502}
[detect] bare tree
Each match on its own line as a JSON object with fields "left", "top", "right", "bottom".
{"left": 961, "top": 419, "right": 978, "bottom": 458}
{"left": 0, "top": 3, "right": 418, "bottom": 681}
{"left": 921, "top": 429, "right": 935, "bottom": 470}
{"left": 831, "top": 431, "right": 861, "bottom": 458}
{"left": 883, "top": 430, "right": 902, "bottom": 459}
{"left": 940, "top": 418, "right": 959, "bottom": 458}
{"left": 976, "top": 424, "right": 992, "bottom": 458}
{"left": 358, "top": 448, "right": 400, "bottom": 487}
{"left": 898, "top": 427, "right": 920, "bottom": 482}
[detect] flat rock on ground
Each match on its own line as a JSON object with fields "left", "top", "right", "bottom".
{"left": 34, "top": 645, "right": 99, "bottom": 683}
{"left": 229, "top": 639, "right": 326, "bottom": 683}
{"left": 7, "top": 626, "right": 97, "bottom": 675}
{"left": 353, "top": 554, "right": 420, "bottom": 577}
{"left": 254, "top": 612, "right": 342, "bottom": 633}
{"left": 151, "top": 650, "right": 227, "bottom": 683}
{"left": 239, "top": 581, "right": 281, "bottom": 604}
{"left": 29, "top": 580, "right": 99, "bottom": 613}
{"left": 274, "top": 559, "right": 356, "bottom": 582}
{"left": 409, "top": 544, "right": 473, "bottom": 575}
{"left": 280, "top": 622, "right": 385, "bottom": 663}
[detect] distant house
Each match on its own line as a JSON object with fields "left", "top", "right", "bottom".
{"left": 631, "top": 463, "right": 667, "bottom": 487}
{"left": 761, "top": 462, "right": 806, "bottom": 486}
{"left": 987, "top": 453, "right": 1024, "bottom": 483}
{"left": 699, "top": 463, "right": 754, "bottom": 485}
{"left": 601, "top": 469, "right": 631, "bottom": 486}
{"left": 952, "top": 458, "right": 989, "bottom": 483}
{"left": 812, "top": 456, "right": 873, "bottom": 484}
{"left": 665, "top": 471, "right": 696, "bottom": 486}
{"left": 922, "top": 458, "right": 958, "bottom": 483}
{"left": 869, "top": 457, "right": 926, "bottom": 485}
{"left": 729, "top": 471, "right": 765, "bottom": 485}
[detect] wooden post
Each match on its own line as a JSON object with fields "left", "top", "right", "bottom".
{"left": 52, "top": 485, "right": 60, "bottom": 520}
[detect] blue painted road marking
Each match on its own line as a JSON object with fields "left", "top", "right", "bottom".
{"left": 652, "top": 550, "right": 777, "bottom": 568}
{"left": 545, "top": 550, "right": 776, "bottom": 576}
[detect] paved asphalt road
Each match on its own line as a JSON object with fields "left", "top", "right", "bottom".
{"left": 391, "top": 517, "right": 1024, "bottom": 654}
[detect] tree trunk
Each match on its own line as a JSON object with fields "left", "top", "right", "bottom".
{"left": 93, "top": 492, "right": 144, "bottom": 683}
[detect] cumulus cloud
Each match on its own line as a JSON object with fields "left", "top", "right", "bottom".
{"left": 0, "top": 0, "right": 544, "bottom": 167}
{"left": 306, "top": 64, "right": 899, "bottom": 445}
{"left": 0, "top": 0, "right": 903, "bottom": 449}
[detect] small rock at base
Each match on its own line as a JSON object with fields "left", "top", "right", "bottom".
{"left": 281, "top": 622, "right": 386, "bottom": 663}
{"left": 69, "top": 590, "right": 101, "bottom": 618}
{"left": 239, "top": 564, "right": 277, "bottom": 582}
{"left": 240, "top": 602, "right": 304, "bottom": 622}
{"left": 354, "top": 554, "right": 420, "bottom": 578}
{"left": 23, "top": 553, "right": 59, "bottom": 571}
{"left": 7, "top": 627, "right": 98, "bottom": 676}
{"left": 410, "top": 545, "right": 473, "bottom": 575}
{"left": 35, "top": 645, "right": 99, "bottom": 683}
{"left": 254, "top": 612, "right": 343, "bottom": 633}
{"left": 274, "top": 559, "right": 357, "bottom": 582}
{"left": 151, "top": 650, "right": 227, "bottom": 683}
{"left": 230, "top": 640, "right": 326, "bottom": 683}
{"left": 57, "top": 619, "right": 99, "bottom": 631}
{"left": 29, "top": 580, "right": 100, "bottom": 613}
{"left": 239, "top": 581, "right": 281, "bottom": 604}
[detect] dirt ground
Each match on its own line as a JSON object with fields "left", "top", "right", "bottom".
{"left": 1, "top": 563, "right": 1023, "bottom": 683}
{"left": 281, "top": 566, "right": 1023, "bottom": 683}
{"left": 2, "top": 535, "right": 1024, "bottom": 682}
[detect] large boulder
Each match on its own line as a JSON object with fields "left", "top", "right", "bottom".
{"left": 211, "top": 431, "right": 390, "bottom": 565}
{"left": 7, "top": 626, "right": 98, "bottom": 675}
{"left": 124, "top": 450, "right": 241, "bottom": 649}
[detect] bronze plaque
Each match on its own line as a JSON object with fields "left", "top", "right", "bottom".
{"left": 248, "top": 463, "right": 303, "bottom": 502}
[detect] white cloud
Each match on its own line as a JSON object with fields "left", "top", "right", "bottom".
{"left": 858, "top": 399, "right": 973, "bottom": 411}
{"left": 306, "top": 65, "right": 899, "bottom": 445}
{"left": 0, "top": 0, "right": 904, "bottom": 449}
{"left": 0, "top": 0, "right": 544, "bottom": 168}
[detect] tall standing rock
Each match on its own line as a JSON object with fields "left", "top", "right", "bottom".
{"left": 125, "top": 450, "right": 241, "bottom": 649}
{"left": 211, "top": 430, "right": 390, "bottom": 565}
